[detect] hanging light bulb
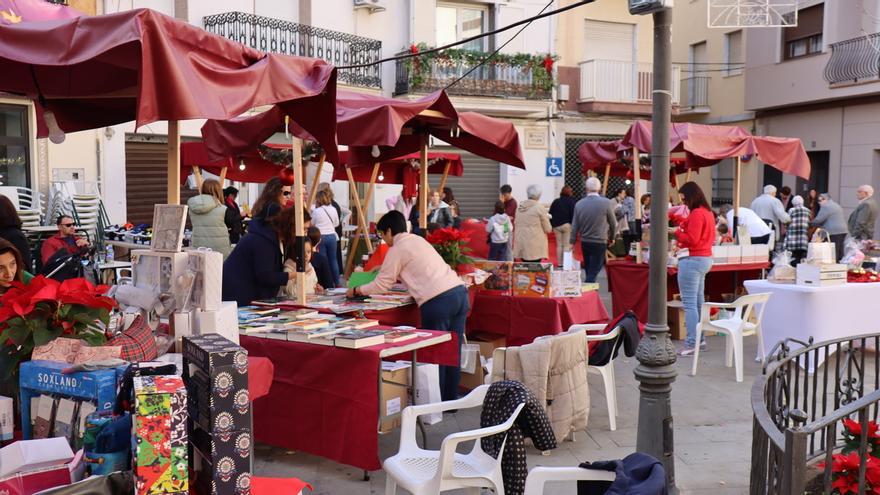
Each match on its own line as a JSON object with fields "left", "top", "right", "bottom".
{"left": 43, "top": 109, "right": 65, "bottom": 144}
{"left": 378, "top": 172, "right": 385, "bottom": 182}
{"left": 371, "top": 145, "right": 380, "bottom": 158}
{"left": 238, "top": 159, "right": 246, "bottom": 171}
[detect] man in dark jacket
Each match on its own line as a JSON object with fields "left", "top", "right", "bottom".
{"left": 307, "top": 226, "right": 335, "bottom": 289}
{"left": 549, "top": 185, "right": 577, "bottom": 267}
{"left": 222, "top": 216, "right": 292, "bottom": 306}
{"left": 223, "top": 187, "right": 243, "bottom": 244}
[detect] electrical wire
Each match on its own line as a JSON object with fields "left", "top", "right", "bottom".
{"left": 444, "top": 0, "right": 554, "bottom": 91}
{"left": 336, "top": 0, "right": 596, "bottom": 70}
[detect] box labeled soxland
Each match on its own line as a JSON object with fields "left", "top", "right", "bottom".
{"left": 133, "top": 375, "right": 188, "bottom": 495}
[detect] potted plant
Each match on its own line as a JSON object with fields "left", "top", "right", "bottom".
{"left": 426, "top": 227, "right": 474, "bottom": 274}
{"left": 0, "top": 276, "right": 115, "bottom": 398}
{"left": 812, "top": 419, "right": 880, "bottom": 494}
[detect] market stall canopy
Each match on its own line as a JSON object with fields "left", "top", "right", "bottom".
{"left": 0, "top": 7, "right": 338, "bottom": 161}
{"left": 331, "top": 151, "right": 463, "bottom": 197}
{"left": 201, "top": 90, "right": 456, "bottom": 164}
{"left": 680, "top": 134, "right": 811, "bottom": 179}
{"left": 179, "top": 141, "right": 288, "bottom": 184}
{"left": 0, "top": 0, "right": 82, "bottom": 24}
{"left": 582, "top": 156, "right": 691, "bottom": 180}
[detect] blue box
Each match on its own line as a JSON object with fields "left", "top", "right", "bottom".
{"left": 19, "top": 360, "right": 127, "bottom": 439}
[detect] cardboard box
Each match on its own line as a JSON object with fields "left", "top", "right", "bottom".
{"left": 0, "top": 437, "right": 74, "bottom": 478}
{"left": 186, "top": 249, "right": 224, "bottom": 312}
{"left": 133, "top": 376, "right": 188, "bottom": 495}
{"left": 666, "top": 300, "right": 686, "bottom": 341}
{"left": 550, "top": 269, "right": 581, "bottom": 298}
{"left": 472, "top": 261, "right": 513, "bottom": 295}
{"left": 196, "top": 302, "right": 240, "bottom": 345}
{"left": 797, "top": 263, "right": 848, "bottom": 287}
{"left": 131, "top": 250, "right": 190, "bottom": 296}
{"left": 512, "top": 263, "right": 552, "bottom": 298}
{"left": 19, "top": 361, "right": 124, "bottom": 439}
{"left": 173, "top": 310, "right": 196, "bottom": 353}
{"left": 185, "top": 367, "right": 251, "bottom": 435}
{"left": 190, "top": 427, "right": 252, "bottom": 495}
{"left": 379, "top": 365, "right": 409, "bottom": 433}
{"left": 0, "top": 463, "right": 76, "bottom": 495}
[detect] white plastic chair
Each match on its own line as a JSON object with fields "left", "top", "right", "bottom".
{"left": 691, "top": 292, "right": 771, "bottom": 382}
{"left": 569, "top": 323, "right": 621, "bottom": 431}
{"left": 383, "top": 384, "right": 525, "bottom": 495}
{"left": 523, "top": 466, "right": 616, "bottom": 495}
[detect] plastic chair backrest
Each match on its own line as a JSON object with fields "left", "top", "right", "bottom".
{"left": 732, "top": 292, "right": 771, "bottom": 323}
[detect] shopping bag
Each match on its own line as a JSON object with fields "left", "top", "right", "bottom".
{"left": 460, "top": 336, "right": 480, "bottom": 374}
{"left": 413, "top": 363, "right": 443, "bottom": 425}
{"left": 807, "top": 228, "right": 835, "bottom": 264}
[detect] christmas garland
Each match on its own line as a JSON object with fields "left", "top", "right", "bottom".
{"left": 404, "top": 43, "right": 558, "bottom": 98}
{"left": 258, "top": 142, "right": 323, "bottom": 166}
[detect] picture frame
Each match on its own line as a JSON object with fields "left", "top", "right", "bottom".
{"left": 151, "top": 204, "right": 187, "bottom": 252}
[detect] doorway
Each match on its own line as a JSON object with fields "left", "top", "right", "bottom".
{"left": 795, "top": 150, "right": 830, "bottom": 198}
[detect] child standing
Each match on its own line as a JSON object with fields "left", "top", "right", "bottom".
{"left": 486, "top": 201, "right": 512, "bottom": 261}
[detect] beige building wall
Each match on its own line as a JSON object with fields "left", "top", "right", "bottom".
{"left": 556, "top": 0, "right": 653, "bottom": 67}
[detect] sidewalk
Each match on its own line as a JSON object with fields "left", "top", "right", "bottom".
{"left": 254, "top": 275, "right": 759, "bottom": 494}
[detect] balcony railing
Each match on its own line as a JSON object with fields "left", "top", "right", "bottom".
{"left": 394, "top": 52, "right": 554, "bottom": 100}
{"left": 579, "top": 59, "right": 680, "bottom": 105}
{"left": 680, "top": 76, "right": 710, "bottom": 111}
{"left": 824, "top": 32, "right": 880, "bottom": 86}
{"left": 203, "top": 12, "right": 382, "bottom": 89}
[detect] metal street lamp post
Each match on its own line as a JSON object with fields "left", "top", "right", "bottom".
{"left": 633, "top": 6, "right": 678, "bottom": 493}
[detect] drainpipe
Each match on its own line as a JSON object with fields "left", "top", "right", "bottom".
{"left": 408, "top": 0, "right": 415, "bottom": 44}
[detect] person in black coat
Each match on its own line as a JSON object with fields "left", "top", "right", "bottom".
{"left": 222, "top": 207, "right": 309, "bottom": 306}
{"left": 307, "top": 226, "right": 335, "bottom": 290}
{"left": 549, "top": 185, "right": 577, "bottom": 267}
{"left": 223, "top": 186, "right": 243, "bottom": 244}
{"left": 0, "top": 195, "right": 32, "bottom": 272}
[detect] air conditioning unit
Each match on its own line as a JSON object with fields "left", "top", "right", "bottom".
{"left": 557, "top": 84, "right": 570, "bottom": 102}
{"left": 354, "top": 0, "right": 387, "bottom": 13}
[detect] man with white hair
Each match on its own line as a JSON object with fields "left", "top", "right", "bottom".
{"left": 848, "top": 185, "right": 878, "bottom": 240}
{"left": 750, "top": 184, "right": 791, "bottom": 244}
{"left": 513, "top": 184, "right": 552, "bottom": 262}
{"left": 571, "top": 177, "right": 617, "bottom": 283}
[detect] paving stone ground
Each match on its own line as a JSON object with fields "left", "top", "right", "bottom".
{"left": 253, "top": 274, "right": 759, "bottom": 494}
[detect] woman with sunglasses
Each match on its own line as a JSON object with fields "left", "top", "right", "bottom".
{"left": 251, "top": 177, "right": 292, "bottom": 221}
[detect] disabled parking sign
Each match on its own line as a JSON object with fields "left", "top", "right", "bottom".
{"left": 545, "top": 157, "right": 563, "bottom": 177}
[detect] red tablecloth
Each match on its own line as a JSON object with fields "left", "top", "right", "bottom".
{"left": 466, "top": 291, "right": 609, "bottom": 346}
{"left": 247, "top": 356, "right": 274, "bottom": 401}
{"left": 460, "top": 219, "right": 583, "bottom": 265}
{"left": 240, "top": 329, "right": 458, "bottom": 471}
{"left": 606, "top": 260, "right": 770, "bottom": 322}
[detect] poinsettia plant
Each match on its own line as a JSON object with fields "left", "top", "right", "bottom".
{"left": 818, "top": 419, "right": 880, "bottom": 494}
{"left": 426, "top": 227, "right": 473, "bottom": 269}
{"left": 0, "top": 276, "right": 115, "bottom": 381}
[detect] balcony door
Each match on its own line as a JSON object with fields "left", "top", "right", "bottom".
{"left": 584, "top": 20, "right": 637, "bottom": 102}
{"left": 436, "top": 3, "right": 488, "bottom": 52}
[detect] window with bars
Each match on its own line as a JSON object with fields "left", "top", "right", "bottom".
{"left": 564, "top": 135, "right": 625, "bottom": 200}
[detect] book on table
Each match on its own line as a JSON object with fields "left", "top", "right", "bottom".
{"left": 334, "top": 318, "right": 380, "bottom": 329}
{"left": 239, "top": 306, "right": 282, "bottom": 315}
{"left": 250, "top": 298, "right": 297, "bottom": 307}
{"left": 287, "top": 326, "right": 346, "bottom": 344}
{"left": 333, "top": 329, "right": 386, "bottom": 349}
{"left": 382, "top": 330, "right": 419, "bottom": 343}
{"left": 287, "top": 319, "right": 330, "bottom": 330}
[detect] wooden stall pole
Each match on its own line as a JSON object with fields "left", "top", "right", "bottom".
{"left": 192, "top": 166, "right": 204, "bottom": 192}
{"left": 437, "top": 160, "right": 452, "bottom": 194}
{"left": 602, "top": 162, "right": 611, "bottom": 196}
{"left": 292, "top": 137, "right": 306, "bottom": 305}
{"left": 733, "top": 155, "right": 742, "bottom": 240}
{"left": 308, "top": 152, "right": 326, "bottom": 207}
{"left": 364, "top": 164, "right": 380, "bottom": 224}
{"left": 344, "top": 167, "right": 374, "bottom": 277}
{"left": 419, "top": 134, "right": 429, "bottom": 230}
{"left": 167, "top": 120, "right": 180, "bottom": 204}
{"left": 633, "top": 148, "right": 642, "bottom": 263}
{"left": 219, "top": 166, "right": 228, "bottom": 185}
{"left": 685, "top": 168, "right": 692, "bottom": 183}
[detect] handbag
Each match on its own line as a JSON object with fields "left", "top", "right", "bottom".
{"left": 460, "top": 335, "right": 480, "bottom": 374}
{"left": 807, "top": 228, "right": 835, "bottom": 264}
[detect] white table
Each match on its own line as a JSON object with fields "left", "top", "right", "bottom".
{"left": 744, "top": 279, "right": 880, "bottom": 364}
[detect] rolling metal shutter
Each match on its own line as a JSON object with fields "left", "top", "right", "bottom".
{"left": 125, "top": 138, "right": 198, "bottom": 226}
{"left": 428, "top": 149, "right": 499, "bottom": 219}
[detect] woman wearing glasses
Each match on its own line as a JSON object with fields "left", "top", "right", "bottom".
{"left": 251, "top": 177, "right": 292, "bottom": 222}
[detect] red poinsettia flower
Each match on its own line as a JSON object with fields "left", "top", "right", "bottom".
{"left": 410, "top": 44, "right": 419, "bottom": 54}
{"left": 542, "top": 54, "right": 554, "bottom": 75}
{"left": 843, "top": 418, "right": 880, "bottom": 440}
{"left": 57, "top": 278, "right": 115, "bottom": 310}
{"left": 833, "top": 452, "right": 865, "bottom": 473}
{"left": 2, "top": 276, "right": 60, "bottom": 318}
{"left": 832, "top": 473, "right": 861, "bottom": 495}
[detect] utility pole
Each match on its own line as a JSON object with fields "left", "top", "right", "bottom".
{"left": 632, "top": 5, "right": 678, "bottom": 493}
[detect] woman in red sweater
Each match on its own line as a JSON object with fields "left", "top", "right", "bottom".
{"left": 675, "top": 182, "right": 716, "bottom": 356}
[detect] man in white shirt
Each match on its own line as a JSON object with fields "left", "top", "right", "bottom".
{"left": 720, "top": 204, "right": 772, "bottom": 244}
{"left": 750, "top": 185, "right": 791, "bottom": 242}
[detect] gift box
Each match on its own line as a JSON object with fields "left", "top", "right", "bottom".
{"left": 471, "top": 261, "right": 512, "bottom": 295}
{"left": 0, "top": 437, "right": 74, "bottom": 478}
{"left": 133, "top": 376, "right": 189, "bottom": 495}
{"left": 182, "top": 335, "right": 248, "bottom": 376}
{"left": 186, "top": 248, "right": 224, "bottom": 312}
{"left": 19, "top": 361, "right": 125, "bottom": 439}
{"left": 797, "top": 263, "right": 847, "bottom": 287}
{"left": 173, "top": 310, "right": 197, "bottom": 353}
{"left": 131, "top": 250, "right": 190, "bottom": 297}
{"left": 512, "top": 263, "right": 552, "bottom": 298}
{"left": 550, "top": 269, "right": 581, "bottom": 298}
{"left": 195, "top": 302, "right": 240, "bottom": 345}
{"left": 185, "top": 367, "right": 250, "bottom": 435}
{"left": 190, "top": 425, "right": 252, "bottom": 495}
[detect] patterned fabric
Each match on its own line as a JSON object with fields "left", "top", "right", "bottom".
{"left": 784, "top": 206, "right": 811, "bottom": 252}
{"left": 480, "top": 380, "right": 557, "bottom": 495}
{"left": 108, "top": 315, "right": 158, "bottom": 361}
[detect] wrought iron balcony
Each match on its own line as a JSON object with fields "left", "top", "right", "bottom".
{"left": 578, "top": 59, "right": 681, "bottom": 105}
{"left": 679, "top": 76, "right": 710, "bottom": 112}
{"left": 203, "top": 12, "right": 382, "bottom": 89}
{"left": 394, "top": 51, "right": 554, "bottom": 100}
{"left": 824, "top": 32, "right": 880, "bottom": 86}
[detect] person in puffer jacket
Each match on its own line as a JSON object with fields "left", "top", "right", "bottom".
{"left": 187, "top": 179, "right": 232, "bottom": 258}
{"left": 486, "top": 201, "right": 512, "bottom": 261}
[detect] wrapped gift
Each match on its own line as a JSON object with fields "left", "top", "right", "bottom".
{"left": 471, "top": 261, "right": 512, "bottom": 295}
{"left": 186, "top": 248, "right": 223, "bottom": 311}
{"left": 550, "top": 270, "right": 582, "bottom": 298}
{"left": 512, "top": 262, "right": 552, "bottom": 298}
{"left": 131, "top": 250, "right": 190, "bottom": 297}
{"left": 195, "top": 302, "right": 240, "bottom": 344}
{"left": 133, "top": 376, "right": 188, "bottom": 495}
{"left": 183, "top": 335, "right": 248, "bottom": 377}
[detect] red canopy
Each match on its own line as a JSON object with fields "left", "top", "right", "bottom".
{"left": 331, "top": 151, "right": 463, "bottom": 183}
{"left": 0, "top": 7, "right": 338, "bottom": 162}
{"left": 179, "top": 141, "right": 289, "bottom": 184}
{"left": 0, "top": 0, "right": 81, "bottom": 24}
{"left": 681, "top": 134, "right": 811, "bottom": 179}
{"left": 582, "top": 157, "right": 691, "bottom": 180}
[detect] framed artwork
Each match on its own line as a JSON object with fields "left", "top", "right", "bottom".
{"left": 151, "top": 204, "right": 187, "bottom": 252}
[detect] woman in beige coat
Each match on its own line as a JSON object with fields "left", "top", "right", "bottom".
{"left": 513, "top": 184, "right": 552, "bottom": 262}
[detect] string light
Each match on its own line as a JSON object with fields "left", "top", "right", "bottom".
{"left": 371, "top": 145, "right": 380, "bottom": 158}
{"left": 238, "top": 159, "right": 246, "bottom": 171}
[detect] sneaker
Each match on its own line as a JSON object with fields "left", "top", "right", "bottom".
{"left": 678, "top": 342, "right": 707, "bottom": 357}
